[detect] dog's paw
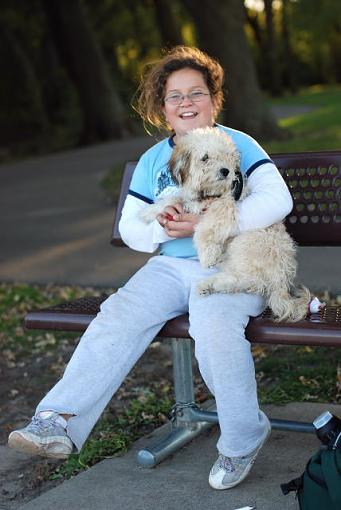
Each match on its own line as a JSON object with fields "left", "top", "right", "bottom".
{"left": 197, "top": 280, "right": 215, "bottom": 296}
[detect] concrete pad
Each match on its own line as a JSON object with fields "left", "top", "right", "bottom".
{"left": 18, "top": 402, "right": 341, "bottom": 510}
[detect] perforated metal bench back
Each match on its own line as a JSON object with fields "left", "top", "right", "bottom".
{"left": 111, "top": 151, "right": 341, "bottom": 247}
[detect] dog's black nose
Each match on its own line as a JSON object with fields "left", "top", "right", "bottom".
{"left": 219, "top": 168, "right": 230, "bottom": 178}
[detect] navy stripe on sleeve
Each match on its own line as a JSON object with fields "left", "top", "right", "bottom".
{"left": 128, "top": 190, "right": 154, "bottom": 204}
{"left": 246, "top": 158, "right": 274, "bottom": 177}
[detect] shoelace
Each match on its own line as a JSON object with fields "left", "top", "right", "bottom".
{"left": 218, "top": 454, "right": 235, "bottom": 472}
{"left": 29, "top": 415, "right": 61, "bottom": 433}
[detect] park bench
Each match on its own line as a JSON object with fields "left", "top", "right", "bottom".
{"left": 25, "top": 151, "right": 341, "bottom": 467}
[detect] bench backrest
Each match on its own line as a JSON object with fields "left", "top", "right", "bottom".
{"left": 111, "top": 151, "right": 341, "bottom": 247}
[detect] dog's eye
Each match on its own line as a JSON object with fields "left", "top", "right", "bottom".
{"left": 201, "top": 154, "right": 209, "bottom": 162}
{"left": 220, "top": 168, "right": 230, "bottom": 178}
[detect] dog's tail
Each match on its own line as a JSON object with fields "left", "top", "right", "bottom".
{"left": 268, "top": 284, "right": 311, "bottom": 322}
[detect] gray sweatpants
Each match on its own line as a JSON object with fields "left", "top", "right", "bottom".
{"left": 37, "top": 255, "right": 268, "bottom": 457}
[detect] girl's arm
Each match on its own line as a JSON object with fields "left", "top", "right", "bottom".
{"left": 118, "top": 194, "right": 173, "bottom": 252}
{"left": 236, "top": 162, "right": 293, "bottom": 233}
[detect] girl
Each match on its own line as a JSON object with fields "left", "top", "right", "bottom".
{"left": 8, "top": 46, "right": 292, "bottom": 490}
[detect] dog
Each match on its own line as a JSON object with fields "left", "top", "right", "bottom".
{"left": 139, "top": 127, "right": 311, "bottom": 322}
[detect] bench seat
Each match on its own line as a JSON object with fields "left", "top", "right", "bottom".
{"left": 25, "top": 297, "right": 341, "bottom": 347}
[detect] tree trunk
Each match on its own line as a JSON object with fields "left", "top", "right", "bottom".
{"left": 0, "top": 21, "right": 49, "bottom": 138}
{"left": 329, "top": 27, "right": 341, "bottom": 83}
{"left": 264, "top": 0, "right": 282, "bottom": 96}
{"left": 153, "top": 0, "right": 184, "bottom": 48}
{"left": 182, "top": 0, "right": 281, "bottom": 140}
{"left": 43, "top": 0, "right": 126, "bottom": 143}
{"left": 244, "top": 6, "right": 267, "bottom": 91}
{"left": 40, "top": 34, "right": 68, "bottom": 123}
{"left": 245, "top": 6, "right": 264, "bottom": 53}
{"left": 281, "top": 0, "right": 298, "bottom": 94}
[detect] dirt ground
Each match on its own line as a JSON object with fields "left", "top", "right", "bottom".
{"left": 0, "top": 335, "right": 191, "bottom": 510}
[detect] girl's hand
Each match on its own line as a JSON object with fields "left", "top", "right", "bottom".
{"left": 157, "top": 203, "right": 200, "bottom": 238}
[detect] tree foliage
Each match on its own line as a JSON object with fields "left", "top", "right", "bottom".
{"left": 0, "top": 0, "right": 340, "bottom": 158}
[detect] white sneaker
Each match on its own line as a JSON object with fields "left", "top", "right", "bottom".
{"left": 8, "top": 412, "right": 73, "bottom": 459}
{"left": 209, "top": 417, "right": 271, "bottom": 490}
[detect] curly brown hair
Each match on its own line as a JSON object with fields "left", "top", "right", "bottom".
{"left": 133, "top": 46, "right": 225, "bottom": 134}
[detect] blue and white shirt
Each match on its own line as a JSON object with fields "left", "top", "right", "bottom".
{"left": 119, "top": 124, "right": 293, "bottom": 257}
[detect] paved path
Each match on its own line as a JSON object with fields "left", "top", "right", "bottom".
{"left": 0, "top": 137, "right": 153, "bottom": 288}
{"left": 0, "top": 134, "right": 340, "bottom": 292}
{"left": 271, "top": 104, "right": 316, "bottom": 120}
{"left": 17, "top": 403, "right": 341, "bottom": 510}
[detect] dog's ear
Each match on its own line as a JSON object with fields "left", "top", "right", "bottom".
{"left": 168, "top": 148, "right": 191, "bottom": 185}
{"left": 231, "top": 170, "right": 243, "bottom": 201}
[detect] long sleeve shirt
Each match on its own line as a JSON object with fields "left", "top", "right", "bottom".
{"left": 119, "top": 125, "right": 293, "bottom": 256}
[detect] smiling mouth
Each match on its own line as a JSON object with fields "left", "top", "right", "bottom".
{"left": 180, "top": 112, "right": 198, "bottom": 119}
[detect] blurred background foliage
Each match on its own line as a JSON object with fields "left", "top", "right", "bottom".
{"left": 1, "top": 0, "right": 341, "bottom": 160}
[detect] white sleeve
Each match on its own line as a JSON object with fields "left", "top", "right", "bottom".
{"left": 118, "top": 194, "right": 173, "bottom": 253}
{"left": 237, "top": 162, "right": 293, "bottom": 233}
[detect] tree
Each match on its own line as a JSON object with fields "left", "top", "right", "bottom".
{"left": 153, "top": 0, "right": 184, "bottom": 48}
{"left": 182, "top": 0, "right": 281, "bottom": 140}
{"left": 0, "top": 19, "right": 49, "bottom": 142}
{"left": 263, "top": 0, "right": 282, "bottom": 96}
{"left": 281, "top": 0, "right": 298, "bottom": 93}
{"left": 291, "top": 0, "right": 341, "bottom": 84}
{"left": 245, "top": 3, "right": 282, "bottom": 95}
{"left": 0, "top": 1, "right": 51, "bottom": 144}
{"left": 43, "top": 0, "right": 127, "bottom": 143}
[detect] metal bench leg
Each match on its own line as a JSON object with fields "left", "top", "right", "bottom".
{"left": 136, "top": 338, "right": 216, "bottom": 467}
{"left": 136, "top": 338, "right": 316, "bottom": 468}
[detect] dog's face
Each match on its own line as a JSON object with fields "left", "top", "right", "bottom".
{"left": 168, "top": 127, "right": 243, "bottom": 203}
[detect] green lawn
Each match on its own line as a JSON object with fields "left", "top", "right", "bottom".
{"left": 264, "top": 85, "right": 341, "bottom": 153}
{"left": 1, "top": 283, "right": 340, "bottom": 479}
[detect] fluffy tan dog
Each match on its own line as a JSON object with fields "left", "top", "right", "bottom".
{"left": 140, "top": 127, "right": 310, "bottom": 322}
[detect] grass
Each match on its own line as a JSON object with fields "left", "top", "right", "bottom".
{"left": 1, "top": 283, "right": 341, "bottom": 480}
{"left": 0, "top": 282, "right": 173, "bottom": 480}
{"left": 254, "top": 344, "right": 341, "bottom": 405}
{"left": 50, "top": 389, "right": 172, "bottom": 480}
{"left": 0, "top": 283, "right": 110, "bottom": 360}
{"left": 264, "top": 84, "right": 341, "bottom": 153}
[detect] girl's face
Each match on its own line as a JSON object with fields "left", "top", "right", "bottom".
{"left": 163, "top": 68, "right": 215, "bottom": 140}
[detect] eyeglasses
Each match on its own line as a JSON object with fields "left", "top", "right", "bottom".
{"left": 164, "top": 91, "right": 210, "bottom": 106}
